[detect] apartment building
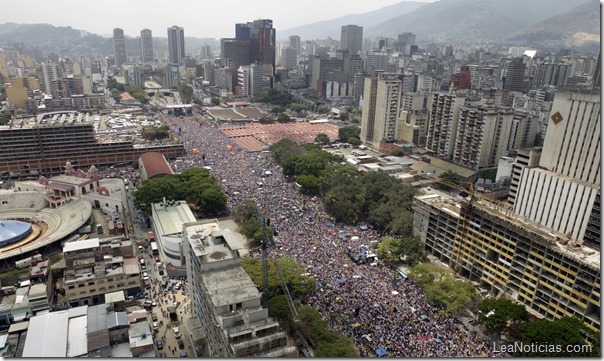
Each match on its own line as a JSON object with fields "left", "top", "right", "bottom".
{"left": 360, "top": 72, "right": 401, "bottom": 149}
{"left": 61, "top": 237, "right": 140, "bottom": 306}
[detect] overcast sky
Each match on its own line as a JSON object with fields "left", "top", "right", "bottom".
{"left": 1, "top": 0, "right": 434, "bottom": 39}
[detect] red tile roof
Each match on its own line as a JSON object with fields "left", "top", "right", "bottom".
{"left": 139, "top": 152, "right": 174, "bottom": 179}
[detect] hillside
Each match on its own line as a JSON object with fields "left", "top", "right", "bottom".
{"left": 505, "top": 0, "right": 600, "bottom": 49}
{"left": 366, "top": 0, "right": 593, "bottom": 43}
{"left": 278, "top": 1, "right": 429, "bottom": 41}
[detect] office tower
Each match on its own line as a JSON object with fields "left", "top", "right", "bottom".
{"left": 340, "top": 25, "right": 363, "bottom": 55}
{"left": 398, "top": 32, "right": 416, "bottom": 55}
{"left": 200, "top": 45, "right": 212, "bottom": 59}
{"left": 452, "top": 105, "right": 514, "bottom": 170}
{"left": 281, "top": 47, "right": 297, "bottom": 69}
{"left": 41, "top": 62, "right": 59, "bottom": 94}
{"left": 425, "top": 92, "right": 467, "bottom": 159}
{"left": 365, "top": 50, "right": 389, "bottom": 71}
{"left": 309, "top": 55, "right": 344, "bottom": 92}
{"left": 533, "top": 62, "right": 572, "bottom": 89}
{"left": 237, "top": 63, "right": 266, "bottom": 97}
{"left": 140, "top": 29, "right": 154, "bottom": 64}
{"left": 221, "top": 38, "right": 251, "bottom": 71}
{"left": 235, "top": 23, "right": 252, "bottom": 40}
{"left": 502, "top": 57, "right": 526, "bottom": 104}
{"left": 112, "top": 28, "right": 128, "bottom": 67}
{"left": 360, "top": 72, "right": 401, "bottom": 148}
{"left": 289, "top": 35, "right": 301, "bottom": 55}
{"left": 250, "top": 19, "right": 276, "bottom": 76}
{"left": 167, "top": 25, "right": 185, "bottom": 65}
{"left": 514, "top": 92, "right": 600, "bottom": 248}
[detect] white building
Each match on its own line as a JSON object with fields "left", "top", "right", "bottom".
{"left": 360, "top": 72, "right": 401, "bottom": 149}
{"left": 513, "top": 92, "right": 600, "bottom": 247}
{"left": 151, "top": 200, "right": 196, "bottom": 267}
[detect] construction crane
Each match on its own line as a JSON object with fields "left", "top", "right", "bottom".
{"left": 253, "top": 207, "right": 314, "bottom": 356}
{"left": 414, "top": 173, "right": 510, "bottom": 275}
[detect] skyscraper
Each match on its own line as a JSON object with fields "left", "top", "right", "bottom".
{"left": 250, "top": 19, "right": 276, "bottom": 76}
{"left": 140, "top": 29, "right": 154, "bottom": 64}
{"left": 502, "top": 57, "right": 526, "bottom": 105}
{"left": 41, "top": 62, "right": 59, "bottom": 94}
{"left": 289, "top": 35, "right": 301, "bottom": 55}
{"left": 167, "top": 25, "right": 185, "bottom": 65}
{"left": 112, "top": 28, "right": 128, "bottom": 67}
{"left": 513, "top": 92, "right": 600, "bottom": 247}
{"left": 340, "top": 25, "right": 363, "bottom": 55}
{"left": 360, "top": 72, "right": 401, "bottom": 149}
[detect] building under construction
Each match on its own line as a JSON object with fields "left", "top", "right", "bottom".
{"left": 182, "top": 219, "right": 297, "bottom": 357}
{"left": 413, "top": 188, "right": 600, "bottom": 332}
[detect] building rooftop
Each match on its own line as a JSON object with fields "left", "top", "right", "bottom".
{"left": 202, "top": 266, "right": 260, "bottom": 308}
{"left": 22, "top": 310, "right": 69, "bottom": 357}
{"left": 139, "top": 152, "right": 174, "bottom": 179}
{"left": 152, "top": 201, "right": 196, "bottom": 236}
{"left": 67, "top": 315, "right": 88, "bottom": 357}
{"left": 63, "top": 238, "right": 100, "bottom": 253}
{"left": 128, "top": 321, "right": 153, "bottom": 349}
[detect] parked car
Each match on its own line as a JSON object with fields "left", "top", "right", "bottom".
{"left": 151, "top": 313, "right": 157, "bottom": 322}
{"left": 153, "top": 322, "right": 159, "bottom": 331}
{"left": 180, "top": 352, "right": 187, "bottom": 357}
{"left": 178, "top": 339, "right": 184, "bottom": 349}
{"left": 173, "top": 327, "right": 181, "bottom": 338}
{"left": 156, "top": 340, "right": 164, "bottom": 350}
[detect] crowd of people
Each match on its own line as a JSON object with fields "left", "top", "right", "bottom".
{"left": 159, "top": 112, "right": 496, "bottom": 357}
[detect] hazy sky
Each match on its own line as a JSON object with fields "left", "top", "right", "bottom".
{"left": 1, "top": 0, "right": 435, "bottom": 39}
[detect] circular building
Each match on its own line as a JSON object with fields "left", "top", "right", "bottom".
{"left": 0, "top": 220, "right": 33, "bottom": 247}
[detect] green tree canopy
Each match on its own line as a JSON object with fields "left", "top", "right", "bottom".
{"left": 338, "top": 125, "right": 361, "bottom": 143}
{"left": 240, "top": 256, "right": 316, "bottom": 300}
{"left": 517, "top": 317, "right": 599, "bottom": 357}
{"left": 477, "top": 298, "right": 530, "bottom": 333}
{"left": 314, "top": 133, "right": 331, "bottom": 145}
{"left": 348, "top": 137, "right": 362, "bottom": 146}
{"left": 377, "top": 235, "right": 427, "bottom": 266}
{"left": 210, "top": 97, "right": 220, "bottom": 106}
{"left": 178, "top": 83, "right": 194, "bottom": 103}
{"left": 296, "top": 174, "right": 320, "bottom": 195}
{"left": 277, "top": 113, "right": 292, "bottom": 123}
{"left": 0, "top": 110, "right": 11, "bottom": 125}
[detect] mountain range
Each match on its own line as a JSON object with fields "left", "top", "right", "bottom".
{"left": 277, "top": 1, "right": 429, "bottom": 40}
{"left": 0, "top": 0, "right": 599, "bottom": 59}
{"left": 365, "top": 0, "right": 599, "bottom": 46}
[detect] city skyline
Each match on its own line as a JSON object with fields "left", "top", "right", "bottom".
{"left": 0, "top": 0, "right": 437, "bottom": 40}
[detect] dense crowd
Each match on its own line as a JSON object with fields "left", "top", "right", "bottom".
{"left": 160, "top": 113, "right": 495, "bottom": 357}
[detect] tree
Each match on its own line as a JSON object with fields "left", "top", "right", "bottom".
{"left": 338, "top": 125, "right": 361, "bottom": 143}
{"left": 426, "top": 277, "right": 478, "bottom": 314}
{"left": 210, "top": 97, "right": 220, "bottom": 106}
{"left": 408, "top": 263, "right": 453, "bottom": 288}
{"left": 240, "top": 257, "right": 316, "bottom": 300}
{"left": 348, "top": 137, "right": 362, "bottom": 146}
{"left": 178, "top": 83, "right": 194, "bottom": 103}
{"left": 377, "top": 235, "right": 427, "bottom": 266}
{"left": 271, "top": 106, "right": 286, "bottom": 114}
{"left": 339, "top": 112, "right": 349, "bottom": 121}
{"left": 477, "top": 298, "right": 530, "bottom": 333}
{"left": 517, "top": 317, "right": 598, "bottom": 357}
{"left": 296, "top": 174, "right": 320, "bottom": 195}
{"left": 277, "top": 113, "right": 292, "bottom": 123}
{"left": 437, "top": 170, "right": 463, "bottom": 191}
{"left": 314, "top": 133, "right": 331, "bottom": 145}
{"left": 270, "top": 139, "right": 305, "bottom": 164}
{"left": 0, "top": 110, "right": 11, "bottom": 125}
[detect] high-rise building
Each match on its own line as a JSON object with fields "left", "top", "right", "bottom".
{"left": 167, "top": 25, "right": 185, "bottom": 65}
{"left": 513, "top": 92, "right": 600, "bottom": 247}
{"left": 340, "top": 25, "right": 363, "bottom": 55}
{"left": 507, "top": 111, "right": 540, "bottom": 150}
{"left": 221, "top": 38, "right": 251, "bottom": 71}
{"left": 237, "top": 63, "right": 266, "bottom": 97}
{"left": 360, "top": 72, "right": 401, "bottom": 149}
{"left": 425, "top": 92, "right": 467, "bottom": 159}
{"left": 250, "top": 19, "right": 276, "bottom": 76}
{"left": 452, "top": 105, "right": 514, "bottom": 170}
{"left": 235, "top": 23, "right": 252, "bottom": 40}
{"left": 502, "top": 57, "right": 526, "bottom": 105}
{"left": 140, "top": 29, "right": 154, "bottom": 64}
{"left": 112, "top": 28, "right": 128, "bottom": 67}
{"left": 42, "top": 62, "right": 60, "bottom": 94}
{"left": 281, "top": 47, "right": 297, "bottom": 69}
{"left": 397, "top": 32, "right": 416, "bottom": 55}
{"left": 593, "top": 51, "right": 600, "bottom": 89}
{"left": 533, "top": 62, "right": 572, "bottom": 89}
{"left": 289, "top": 35, "right": 301, "bottom": 55}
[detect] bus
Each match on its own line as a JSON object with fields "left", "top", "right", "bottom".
{"left": 151, "top": 242, "right": 158, "bottom": 256}
{"left": 15, "top": 254, "right": 44, "bottom": 269}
